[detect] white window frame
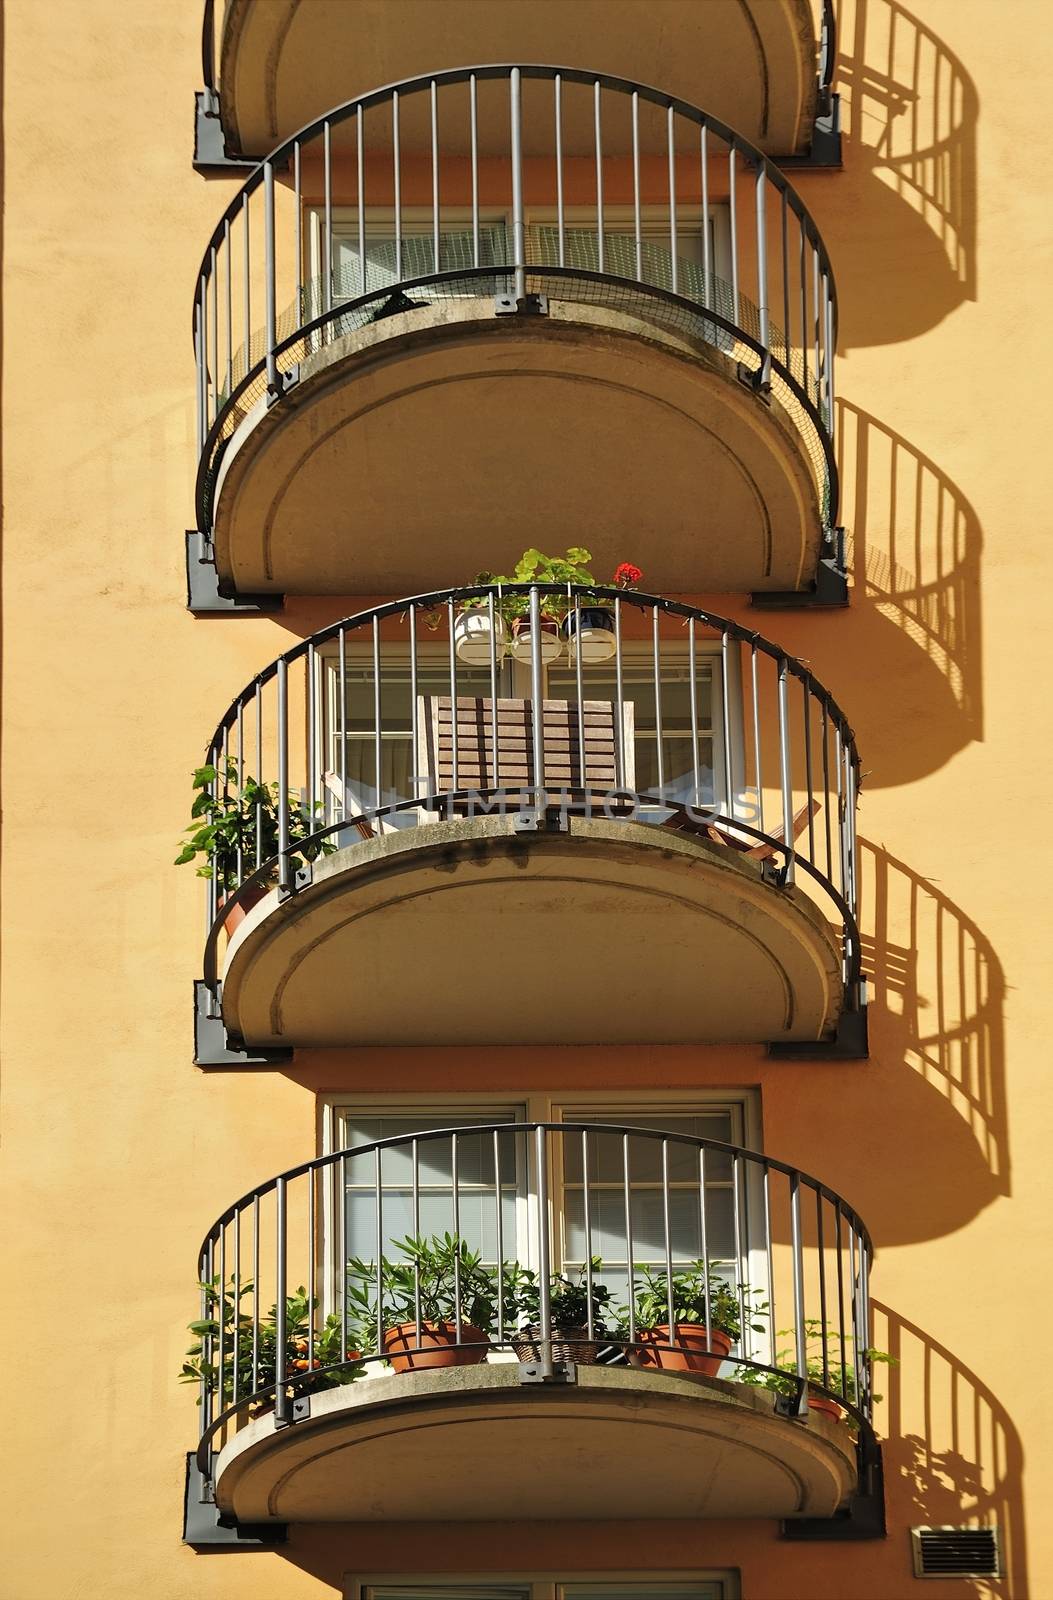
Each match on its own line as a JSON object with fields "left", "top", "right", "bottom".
{"left": 350, "top": 1572, "right": 741, "bottom": 1600}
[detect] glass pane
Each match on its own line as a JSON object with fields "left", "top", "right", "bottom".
{"left": 346, "top": 1189, "right": 517, "bottom": 1265}
{"left": 563, "top": 1189, "right": 735, "bottom": 1269}
{"left": 333, "top": 222, "right": 510, "bottom": 302}
{"left": 562, "top": 1118, "right": 735, "bottom": 1183}
{"left": 342, "top": 1119, "right": 518, "bottom": 1186}
{"left": 367, "top": 1590, "right": 530, "bottom": 1600}
{"left": 564, "top": 1588, "right": 726, "bottom": 1600}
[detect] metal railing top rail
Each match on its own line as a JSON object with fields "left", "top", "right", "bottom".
{"left": 191, "top": 1121, "right": 875, "bottom": 1484}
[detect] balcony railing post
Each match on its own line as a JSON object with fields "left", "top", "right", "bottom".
{"left": 755, "top": 165, "right": 771, "bottom": 386}
{"left": 277, "top": 657, "right": 290, "bottom": 890}
{"left": 510, "top": 68, "right": 526, "bottom": 304}
{"left": 777, "top": 657, "right": 794, "bottom": 885}
{"left": 263, "top": 159, "right": 278, "bottom": 397}
{"left": 274, "top": 1175, "right": 289, "bottom": 1423}
{"left": 535, "top": 1124, "right": 554, "bottom": 1376}
{"left": 529, "top": 586, "right": 545, "bottom": 808}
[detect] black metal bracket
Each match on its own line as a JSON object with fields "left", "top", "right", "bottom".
{"left": 780, "top": 94, "right": 843, "bottom": 171}
{"left": 518, "top": 1360, "right": 577, "bottom": 1384}
{"left": 782, "top": 1433, "right": 886, "bottom": 1541}
{"left": 767, "top": 1001, "right": 868, "bottom": 1061}
{"left": 186, "top": 532, "right": 284, "bottom": 616}
{"left": 495, "top": 292, "right": 549, "bottom": 317}
{"left": 266, "top": 364, "right": 300, "bottom": 407}
{"left": 737, "top": 361, "right": 772, "bottom": 403}
{"left": 183, "top": 1453, "right": 287, "bottom": 1548}
{"left": 194, "top": 982, "right": 293, "bottom": 1069}
{"left": 751, "top": 532, "right": 850, "bottom": 610}
{"left": 274, "top": 1393, "right": 312, "bottom": 1429}
{"left": 192, "top": 92, "right": 256, "bottom": 178}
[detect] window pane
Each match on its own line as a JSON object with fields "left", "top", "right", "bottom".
{"left": 562, "top": 1117, "right": 735, "bottom": 1183}
{"left": 564, "top": 1587, "right": 727, "bottom": 1600}
{"left": 365, "top": 1590, "right": 530, "bottom": 1600}
{"left": 563, "top": 1188, "right": 735, "bottom": 1271}
{"left": 346, "top": 1189, "right": 517, "bottom": 1264}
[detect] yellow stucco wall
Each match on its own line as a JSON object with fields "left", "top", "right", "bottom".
{"left": 2, "top": 2, "right": 1052, "bottom": 1597}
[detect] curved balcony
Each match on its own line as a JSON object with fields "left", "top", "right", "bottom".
{"left": 192, "top": 587, "right": 864, "bottom": 1060}
{"left": 191, "top": 67, "right": 839, "bottom": 606}
{"left": 189, "top": 1122, "right": 877, "bottom": 1532}
{"left": 199, "top": 2, "right": 837, "bottom": 168}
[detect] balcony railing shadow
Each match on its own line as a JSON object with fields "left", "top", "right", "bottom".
{"left": 833, "top": 0, "right": 978, "bottom": 347}
{"left": 873, "top": 1300, "right": 1027, "bottom": 1597}
{"left": 838, "top": 397, "right": 983, "bottom": 784}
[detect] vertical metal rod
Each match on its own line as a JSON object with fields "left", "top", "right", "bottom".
{"left": 835, "top": 723, "right": 847, "bottom": 899}
{"left": 202, "top": 1239, "right": 214, "bottom": 1432}
{"left": 218, "top": 1226, "right": 226, "bottom": 1418}
{"left": 375, "top": 1149, "right": 384, "bottom": 1353}
{"left": 849, "top": 1224, "right": 860, "bottom": 1404}
{"left": 821, "top": 704, "right": 833, "bottom": 882}
{"left": 622, "top": 1132, "right": 635, "bottom": 1345}
{"left": 209, "top": 247, "right": 219, "bottom": 423}
{"left": 323, "top": 120, "right": 333, "bottom": 314}
{"left": 448, "top": 597, "right": 458, "bottom": 795}
{"left": 494, "top": 1131, "right": 504, "bottom": 1341}
{"left": 392, "top": 90, "right": 402, "bottom": 281}
{"left": 860, "top": 1241, "right": 872, "bottom": 1415}
{"left": 652, "top": 603, "right": 665, "bottom": 799}
{"left": 667, "top": 106, "right": 678, "bottom": 294}
{"left": 802, "top": 679, "right": 815, "bottom": 864}
{"left": 430, "top": 80, "right": 440, "bottom": 274}
{"left": 277, "top": 657, "right": 290, "bottom": 888}
{"left": 823, "top": 270, "right": 836, "bottom": 424}
{"left": 252, "top": 1195, "right": 260, "bottom": 1392}
{"left": 340, "top": 1153, "right": 348, "bottom": 1360}
{"left": 762, "top": 1165, "right": 776, "bottom": 1363}
{"left": 294, "top": 141, "right": 302, "bottom": 318}
{"left": 582, "top": 1130, "right": 594, "bottom": 1338}
{"left": 510, "top": 68, "right": 526, "bottom": 303}
{"left": 488, "top": 591, "right": 500, "bottom": 790}
{"left": 751, "top": 645, "right": 764, "bottom": 833}
{"left": 554, "top": 74, "right": 565, "bottom": 267}
{"left": 593, "top": 80, "right": 604, "bottom": 271}
{"left": 614, "top": 598, "right": 625, "bottom": 789}
{"left": 835, "top": 1202, "right": 848, "bottom": 1400}
{"left": 632, "top": 92, "right": 642, "bottom": 278}
{"left": 529, "top": 587, "right": 545, "bottom": 806}
{"left": 224, "top": 220, "right": 232, "bottom": 396}
{"left": 781, "top": 189, "right": 791, "bottom": 371}
{"left": 846, "top": 749, "right": 859, "bottom": 914}
{"left": 755, "top": 166, "right": 770, "bottom": 380}
{"left": 372, "top": 614, "right": 382, "bottom": 823}
{"left": 699, "top": 1147, "right": 712, "bottom": 1351}
{"left": 729, "top": 145, "right": 739, "bottom": 323}
{"left": 812, "top": 244, "right": 821, "bottom": 409}
{"left": 573, "top": 595, "right": 585, "bottom": 792}
{"left": 470, "top": 74, "right": 480, "bottom": 266}
{"left": 799, "top": 216, "right": 808, "bottom": 395}
{"left": 194, "top": 298, "right": 205, "bottom": 451}
{"left": 339, "top": 627, "right": 348, "bottom": 823}
{"left": 263, "top": 161, "right": 277, "bottom": 393}
{"left": 232, "top": 1207, "right": 241, "bottom": 1404}
{"left": 700, "top": 123, "right": 711, "bottom": 311}
{"left": 235, "top": 700, "right": 244, "bottom": 884}
{"left": 452, "top": 1133, "right": 462, "bottom": 1340}
{"left": 307, "top": 1173, "right": 316, "bottom": 1372}
{"left": 689, "top": 617, "right": 701, "bottom": 808}
{"left": 790, "top": 1174, "right": 806, "bottom": 1388}
{"left": 275, "top": 1176, "right": 288, "bottom": 1413}
{"left": 662, "top": 1141, "right": 674, "bottom": 1340}
{"left": 778, "top": 657, "right": 795, "bottom": 885}
{"left": 357, "top": 105, "right": 366, "bottom": 296}
{"left": 732, "top": 1153, "right": 748, "bottom": 1358}
{"left": 254, "top": 681, "right": 262, "bottom": 869}
{"left": 242, "top": 196, "right": 251, "bottom": 384}
{"left": 817, "top": 1190, "right": 829, "bottom": 1390}
{"left": 536, "top": 1125, "right": 554, "bottom": 1362}
{"left": 307, "top": 641, "right": 318, "bottom": 829}
{"left": 409, "top": 607, "right": 420, "bottom": 804}
{"left": 720, "top": 630, "right": 733, "bottom": 816}
{"left": 411, "top": 1139, "right": 421, "bottom": 1331}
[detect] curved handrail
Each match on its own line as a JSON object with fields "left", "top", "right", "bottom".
{"left": 190, "top": 584, "right": 863, "bottom": 1011}
{"left": 191, "top": 64, "right": 839, "bottom": 539}
{"left": 191, "top": 1120, "right": 876, "bottom": 1481}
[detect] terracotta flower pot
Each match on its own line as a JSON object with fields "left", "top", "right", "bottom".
{"left": 630, "top": 1324, "right": 733, "bottom": 1375}
{"left": 220, "top": 882, "right": 269, "bottom": 937}
{"left": 807, "top": 1393, "right": 845, "bottom": 1422}
{"left": 381, "top": 1320, "right": 488, "bottom": 1373}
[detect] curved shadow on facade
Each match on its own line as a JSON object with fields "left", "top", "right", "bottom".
{"left": 833, "top": 0, "right": 977, "bottom": 348}
{"left": 838, "top": 397, "right": 983, "bottom": 785}
{"left": 874, "top": 1301, "right": 1028, "bottom": 1597}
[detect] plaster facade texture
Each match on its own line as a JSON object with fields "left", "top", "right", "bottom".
{"left": 2, "top": 2, "right": 1051, "bottom": 1598}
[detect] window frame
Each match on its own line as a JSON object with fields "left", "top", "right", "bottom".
{"left": 349, "top": 1573, "right": 741, "bottom": 1600}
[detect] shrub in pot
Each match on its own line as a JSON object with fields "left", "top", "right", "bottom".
{"left": 346, "top": 1233, "right": 499, "bottom": 1373}
{"left": 629, "top": 1262, "right": 768, "bottom": 1375}
{"left": 181, "top": 1278, "right": 364, "bottom": 1414}
{"left": 509, "top": 1258, "right": 616, "bottom": 1365}
{"left": 735, "top": 1321, "right": 896, "bottom": 1422}
{"left": 175, "top": 759, "right": 334, "bottom": 933}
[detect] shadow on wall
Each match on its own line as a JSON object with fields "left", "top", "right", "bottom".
{"left": 833, "top": 0, "right": 978, "bottom": 348}
{"left": 874, "top": 1301, "right": 1027, "bottom": 1599}
{"left": 839, "top": 396, "right": 983, "bottom": 784}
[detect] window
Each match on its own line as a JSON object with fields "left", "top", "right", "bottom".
{"left": 357, "top": 1580, "right": 737, "bottom": 1600}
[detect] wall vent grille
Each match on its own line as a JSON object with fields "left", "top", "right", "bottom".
{"left": 911, "top": 1526, "right": 1001, "bottom": 1578}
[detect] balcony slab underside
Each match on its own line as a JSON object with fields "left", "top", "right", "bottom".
{"left": 213, "top": 1363, "right": 857, "bottom": 1525}
{"left": 220, "top": 816, "right": 844, "bottom": 1049}
{"left": 212, "top": 298, "right": 822, "bottom": 599}
{"left": 218, "top": 1, "right": 818, "bottom": 161}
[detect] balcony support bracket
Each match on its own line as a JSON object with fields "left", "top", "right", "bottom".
{"left": 183, "top": 1453, "right": 287, "bottom": 1547}
{"left": 782, "top": 1432, "right": 885, "bottom": 1541}
{"left": 186, "top": 531, "right": 284, "bottom": 615}
{"left": 267, "top": 365, "right": 300, "bottom": 407}
{"left": 767, "top": 1000, "right": 868, "bottom": 1061}
{"left": 192, "top": 92, "right": 256, "bottom": 178}
{"left": 519, "top": 1360, "right": 577, "bottom": 1385}
{"left": 781, "top": 94, "right": 843, "bottom": 171}
{"left": 195, "top": 981, "right": 293, "bottom": 1069}
{"left": 751, "top": 531, "right": 849, "bottom": 610}
{"left": 495, "top": 292, "right": 549, "bottom": 317}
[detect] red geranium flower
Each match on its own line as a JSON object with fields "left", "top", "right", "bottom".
{"left": 613, "top": 562, "right": 643, "bottom": 589}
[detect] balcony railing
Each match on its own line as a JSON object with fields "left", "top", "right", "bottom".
{"left": 192, "top": 1121, "right": 875, "bottom": 1488}
{"left": 192, "top": 65, "right": 839, "bottom": 543}
{"left": 196, "top": 585, "right": 862, "bottom": 1008}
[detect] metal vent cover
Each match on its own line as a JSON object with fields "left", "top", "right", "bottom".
{"left": 911, "top": 1526, "right": 1001, "bottom": 1578}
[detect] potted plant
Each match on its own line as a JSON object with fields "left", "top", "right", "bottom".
{"left": 735, "top": 1321, "right": 896, "bottom": 1422}
{"left": 629, "top": 1262, "right": 768, "bottom": 1375}
{"left": 346, "top": 1233, "right": 499, "bottom": 1373}
{"left": 175, "top": 759, "right": 333, "bottom": 934}
{"left": 453, "top": 579, "right": 509, "bottom": 664}
{"left": 563, "top": 560, "right": 643, "bottom": 664}
{"left": 509, "top": 1259, "right": 616, "bottom": 1365}
{"left": 181, "top": 1277, "right": 364, "bottom": 1414}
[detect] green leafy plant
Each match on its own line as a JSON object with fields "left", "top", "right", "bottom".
{"left": 631, "top": 1262, "right": 769, "bottom": 1342}
{"left": 174, "top": 758, "right": 333, "bottom": 894}
{"left": 345, "top": 1233, "right": 508, "bottom": 1349}
{"left": 735, "top": 1320, "right": 896, "bottom": 1409}
{"left": 181, "top": 1278, "right": 364, "bottom": 1408}
{"left": 509, "top": 1258, "right": 617, "bottom": 1331}
{"left": 466, "top": 547, "right": 598, "bottom": 624}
